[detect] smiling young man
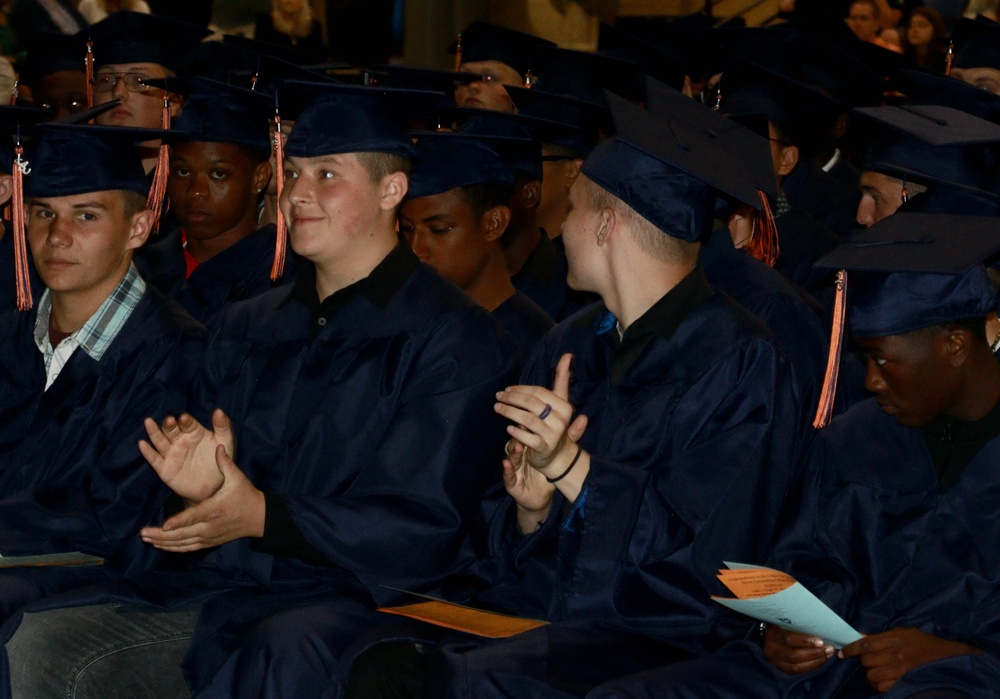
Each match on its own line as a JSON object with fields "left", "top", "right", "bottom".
{"left": 1, "top": 84, "right": 517, "bottom": 698}
{"left": 0, "top": 124, "right": 204, "bottom": 622}
{"left": 586, "top": 214, "right": 1000, "bottom": 699}
{"left": 134, "top": 80, "right": 288, "bottom": 326}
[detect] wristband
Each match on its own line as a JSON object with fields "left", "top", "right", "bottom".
{"left": 546, "top": 445, "right": 582, "bottom": 483}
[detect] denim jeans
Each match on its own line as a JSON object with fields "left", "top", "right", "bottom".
{"left": 6, "top": 603, "right": 198, "bottom": 698}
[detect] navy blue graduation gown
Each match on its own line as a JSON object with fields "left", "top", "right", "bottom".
{"left": 782, "top": 160, "right": 859, "bottom": 240}
{"left": 774, "top": 206, "right": 842, "bottom": 300}
{"left": 513, "top": 232, "right": 594, "bottom": 322}
{"left": 491, "top": 290, "right": 554, "bottom": 365}
{"left": 422, "top": 268, "right": 804, "bottom": 698}
{"left": 134, "top": 223, "right": 297, "bottom": 327}
{"left": 22, "top": 246, "right": 516, "bottom": 697}
{"left": 589, "top": 398, "right": 1000, "bottom": 698}
{"left": 0, "top": 287, "right": 204, "bottom": 586}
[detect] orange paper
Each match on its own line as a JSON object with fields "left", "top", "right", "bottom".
{"left": 717, "top": 568, "right": 795, "bottom": 599}
{"left": 378, "top": 600, "right": 548, "bottom": 639}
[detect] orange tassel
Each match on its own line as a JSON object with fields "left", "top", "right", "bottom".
{"left": 745, "top": 190, "right": 779, "bottom": 268}
{"left": 8, "top": 79, "right": 17, "bottom": 106}
{"left": 145, "top": 96, "right": 170, "bottom": 236}
{"left": 524, "top": 69, "right": 533, "bottom": 88}
{"left": 454, "top": 33, "right": 462, "bottom": 71}
{"left": 944, "top": 40, "right": 954, "bottom": 77}
{"left": 812, "top": 270, "right": 849, "bottom": 429}
{"left": 12, "top": 143, "right": 31, "bottom": 311}
{"left": 270, "top": 113, "right": 287, "bottom": 281}
{"left": 85, "top": 39, "right": 95, "bottom": 110}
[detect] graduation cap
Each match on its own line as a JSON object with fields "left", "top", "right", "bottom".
{"left": 504, "top": 86, "right": 601, "bottom": 156}
{"left": 279, "top": 81, "right": 427, "bottom": 158}
{"left": 720, "top": 57, "right": 843, "bottom": 156}
{"left": 644, "top": 77, "right": 779, "bottom": 265}
{"left": 450, "top": 108, "right": 559, "bottom": 182}
{"left": 145, "top": 77, "right": 272, "bottom": 154}
{"left": 856, "top": 104, "right": 1000, "bottom": 196}
{"left": 894, "top": 67, "right": 1000, "bottom": 125}
{"left": 580, "top": 89, "right": 775, "bottom": 245}
{"left": 366, "top": 64, "right": 479, "bottom": 93}
{"left": 86, "top": 11, "right": 212, "bottom": 74}
{"left": 810, "top": 213, "right": 1000, "bottom": 427}
{"left": 217, "top": 35, "right": 340, "bottom": 92}
{"left": 597, "top": 23, "right": 686, "bottom": 93}
{"left": 614, "top": 14, "right": 716, "bottom": 80}
{"left": 448, "top": 22, "right": 554, "bottom": 80}
{"left": 16, "top": 31, "right": 86, "bottom": 86}
{"left": 25, "top": 124, "right": 168, "bottom": 197}
{"left": 407, "top": 132, "right": 514, "bottom": 199}
{"left": 952, "top": 16, "right": 1000, "bottom": 71}
{"left": 529, "top": 47, "right": 641, "bottom": 106}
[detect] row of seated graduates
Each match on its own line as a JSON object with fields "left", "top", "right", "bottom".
{"left": 2, "top": 7, "right": 1000, "bottom": 698}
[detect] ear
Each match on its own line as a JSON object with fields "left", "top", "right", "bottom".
{"left": 595, "top": 206, "right": 615, "bottom": 246}
{"left": 520, "top": 179, "right": 541, "bottom": 210}
{"left": 0, "top": 174, "right": 13, "bottom": 208}
{"left": 565, "top": 159, "right": 583, "bottom": 188}
{"left": 379, "top": 171, "right": 408, "bottom": 212}
{"left": 777, "top": 144, "right": 799, "bottom": 178}
{"left": 167, "top": 93, "right": 184, "bottom": 120}
{"left": 482, "top": 205, "right": 511, "bottom": 242}
{"left": 252, "top": 160, "right": 273, "bottom": 197}
{"left": 944, "top": 327, "right": 974, "bottom": 368}
{"left": 125, "top": 208, "right": 155, "bottom": 251}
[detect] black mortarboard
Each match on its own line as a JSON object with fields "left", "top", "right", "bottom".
{"left": 504, "top": 86, "right": 600, "bottom": 155}
{"left": 720, "top": 58, "right": 842, "bottom": 154}
{"left": 645, "top": 77, "right": 776, "bottom": 204}
{"left": 856, "top": 105, "right": 1000, "bottom": 194}
{"left": 147, "top": 78, "right": 272, "bottom": 154}
{"left": 87, "top": 11, "right": 212, "bottom": 73}
{"left": 449, "top": 22, "right": 554, "bottom": 79}
{"left": 615, "top": 14, "right": 716, "bottom": 79}
{"left": 529, "top": 47, "right": 641, "bottom": 105}
{"left": 855, "top": 105, "right": 1000, "bottom": 147}
{"left": 450, "top": 108, "right": 562, "bottom": 181}
{"left": 408, "top": 132, "right": 514, "bottom": 199}
{"left": 25, "top": 124, "right": 168, "bottom": 197}
{"left": 279, "top": 81, "right": 419, "bottom": 158}
{"left": 953, "top": 17, "right": 1000, "bottom": 71}
{"left": 581, "top": 90, "right": 773, "bottom": 243}
{"left": 367, "top": 64, "right": 478, "bottom": 93}
{"left": 597, "top": 23, "right": 686, "bottom": 92}
{"left": 894, "top": 67, "right": 1000, "bottom": 125}
{"left": 215, "top": 35, "right": 339, "bottom": 92}
{"left": 16, "top": 32, "right": 85, "bottom": 85}
{"left": 815, "top": 214, "right": 1000, "bottom": 337}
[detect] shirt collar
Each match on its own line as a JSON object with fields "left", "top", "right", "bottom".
{"left": 34, "top": 263, "right": 146, "bottom": 361}
{"left": 288, "top": 243, "right": 420, "bottom": 329}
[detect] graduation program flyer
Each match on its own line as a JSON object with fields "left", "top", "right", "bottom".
{"left": 712, "top": 562, "right": 863, "bottom": 648}
{"left": 377, "top": 587, "right": 548, "bottom": 639}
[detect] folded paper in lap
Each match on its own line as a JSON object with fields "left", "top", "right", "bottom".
{"left": 712, "top": 562, "right": 863, "bottom": 648}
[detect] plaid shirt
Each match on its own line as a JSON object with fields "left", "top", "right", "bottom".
{"left": 34, "top": 263, "right": 146, "bottom": 390}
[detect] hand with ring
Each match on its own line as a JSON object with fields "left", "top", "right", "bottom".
{"left": 495, "top": 354, "right": 589, "bottom": 529}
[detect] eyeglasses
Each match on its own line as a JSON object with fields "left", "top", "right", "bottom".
{"left": 93, "top": 72, "right": 151, "bottom": 94}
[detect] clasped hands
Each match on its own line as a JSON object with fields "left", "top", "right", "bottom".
{"left": 494, "top": 354, "right": 589, "bottom": 534}
{"left": 137, "top": 408, "right": 265, "bottom": 552}
{"left": 762, "top": 624, "right": 979, "bottom": 692}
